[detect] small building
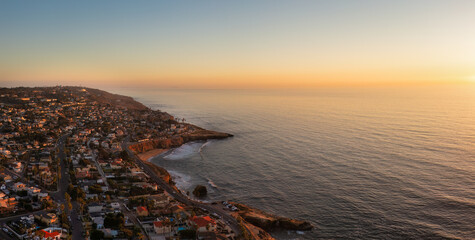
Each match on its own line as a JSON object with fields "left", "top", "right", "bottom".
{"left": 153, "top": 221, "right": 172, "bottom": 235}
{"left": 110, "top": 202, "right": 120, "bottom": 209}
{"left": 88, "top": 203, "right": 103, "bottom": 213}
{"left": 35, "top": 213, "right": 58, "bottom": 225}
{"left": 13, "top": 182, "right": 27, "bottom": 192}
{"left": 101, "top": 228, "right": 119, "bottom": 238}
{"left": 39, "top": 229, "right": 61, "bottom": 240}
{"left": 136, "top": 206, "right": 149, "bottom": 217}
{"left": 190, "top": 216, "right": 217, "bottom": 233}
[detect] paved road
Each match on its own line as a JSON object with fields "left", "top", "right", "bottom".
{"left": 0, "top": 135, "right": 72, "bottom": 240}
{"left": 0, "top": 229, "right": 15, "bottom": 240}
{"left": 0, "top": 135, "right": 85, "bottom": 240}
{"left": 54, "top": 134, "right": 84, "bottom": 240}
{"left": 122, "top": 138, "right": 244, "bottom": 238}
{"left": 87, "top": 140, "right": 109, "bottom": 188}
{"left": 0, "top": 210, "right": 47, "bottom": 223}
{"left": 118, "top": 199, "right": 149, "bottom": 239}
{"left": 70, "top": 202, "right": 83, "bottom": 239}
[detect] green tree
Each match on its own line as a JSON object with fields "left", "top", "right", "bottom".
{"left": 179, "top": 229, "right": 196, "bottom": 239}
{"left": 104, "top": 213, "right": 124, "bottom": 230}
{"left": 90, "top": 230, "right": 104, "bottom": 240}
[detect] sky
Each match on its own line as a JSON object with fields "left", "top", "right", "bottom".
{"left": 1, "top": 0, "right": 474, "bottom": 89}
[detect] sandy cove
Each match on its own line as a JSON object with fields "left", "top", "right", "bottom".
{"left": 128, "top": 131, "right": 313, "bottom": 239}
{"left": 137, "top": 148, "right": 169, "bottom": 161}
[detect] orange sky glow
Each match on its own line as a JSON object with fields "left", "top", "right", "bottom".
{"left": 0, "top": 1, "right": 474, "bottom": 89}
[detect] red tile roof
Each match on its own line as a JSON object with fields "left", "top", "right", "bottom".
{"left": 41, "top": 229, "right": 60, "bottom": 238}
{"left": 137, "top": 206, "right": 148, "bottom": 213}
{"left": 191, "top": 216, "right": 216, "bottom": 228}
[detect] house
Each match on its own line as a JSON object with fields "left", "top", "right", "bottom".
{"left": 190, "top": 216, "right": 217, "bottom": 232}
{"left": 136, "top": 206, "right": 149, "bottom": 217}
{"left": 130, "top": 167, "right": 143, "bottom": 176}
{"left": 75, "top": 168, "right": 91, "bottom": 179}
{"left": 0, "top": 197, "right": 17, "bottom": 214}
{"left": 0, "top": 174, "right": 12, "bottom": 182}
{"left": 153, "top": 221, "right": 172, "bottom": 235}
{"left": 110, "top": 202, "right": 120, "bottom": 209}
{"left": 171, "top": 205, "right": 190, "bottom": 220}
{"left": 91, "top": 214, "right": 105, "bottom": 229}
{"left": 88, "top": 203, "right": 103, "bottom": 213}
{"left": 37, "top": 192, "right": 50, "bottom": 201}
{"left": 98, "top": 160, "right": 108, "bottom": 167}
{"left": 101, "top": 228, "right": 119, "bottom": 238}
{"left": 27, "top": 186, "right": 41, "bottom": 196}
{"left": 110, "top": 162, "right": 122, "bottom": 170}
{"left": 39, "top": 171, "right": 55, "bottom": 186}
{"left": 12, "top": 161, "right": 22, "bottom": 172}
{"left": 13, "top": 182, "right": 27, "bottom": 192}
{"left": 39, "top": 229, "right": 61, "bottom": 240}
{"left": 150, "top": 194, "right": 169, "bottom": 208}
{"left": 86, "top": 194, "right": 98, "bottom": 200}
{"left": 35, "top": 213, "right": 58, "bottom": 225}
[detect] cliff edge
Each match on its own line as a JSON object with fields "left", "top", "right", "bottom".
{"left": 231, "top": 202, "right": 313, "bottom": 231}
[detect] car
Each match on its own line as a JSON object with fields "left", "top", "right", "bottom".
{"left": 3, "top": 228, "right": 8, "bottom": 233}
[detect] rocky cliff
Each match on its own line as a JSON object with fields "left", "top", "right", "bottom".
{"left": 144, "top": 161, "right": 172, "bottom": 184}
{"left": 231, "top": 202, "right": 313, "bottom": 231}
{"left": 129, "top": 128, "right": 233, "bottom": 154}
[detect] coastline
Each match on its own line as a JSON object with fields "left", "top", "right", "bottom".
{"left": 128, "top": 134, "right": 314, "bottom": 239}
{"left": 137, "top": 148, "right": 169, "bottom": 161}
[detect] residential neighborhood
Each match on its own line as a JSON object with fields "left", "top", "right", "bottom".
{"left": 0, "top": 87, "right": 243, "bottom": 240}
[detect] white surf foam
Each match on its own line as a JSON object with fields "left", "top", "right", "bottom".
{"left": 163, "top": 142, "right": 204, "bottom": 160}
{"left": 207, "top": 178, "right": 218, "bottom": 188}
{"left": 167, "top": 170, "right": 192, "bottom": 190}
{"left": 199, "top": 140, "right": 211, "bottom": 153}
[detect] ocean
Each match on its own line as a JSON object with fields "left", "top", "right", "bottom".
{"left": 109, "top": 85, "right": 475, "bottom": 239}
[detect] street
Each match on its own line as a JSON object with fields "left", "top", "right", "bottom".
{"left": 54, "top": 134, "right": 84, "bottom": 240}
{"left": 122, "top": 139, "right": 244, "bottom": 237}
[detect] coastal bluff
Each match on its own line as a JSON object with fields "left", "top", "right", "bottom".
{"left": 231, "top": 202, "right": 313, "bottom": 231}
{"left": 128, "top": 128, "right": 233, "bottom": 154}
{"left": 128, "top": 128, "right": 232, "bottom": 185}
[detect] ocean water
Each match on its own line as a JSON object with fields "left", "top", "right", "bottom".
{"left": 109, "top": 86, "right": 475, "bottom": 239}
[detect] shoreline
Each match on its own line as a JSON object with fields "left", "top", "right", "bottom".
{"left": 128, "top": 136, "right": 314, "bottom": 239}
{"left": 137, "top": 148, "right": 169, "bottom": 161}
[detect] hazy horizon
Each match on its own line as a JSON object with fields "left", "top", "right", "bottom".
{"left": 1, "top": 0, "right": 475, "bottom": 88}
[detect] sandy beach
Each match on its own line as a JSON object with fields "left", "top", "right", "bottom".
{"left": 137, "top": 148, "right": 169, "bottom": 161}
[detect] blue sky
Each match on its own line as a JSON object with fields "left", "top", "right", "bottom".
{"left": 1, "top": 1, "right": 474, "bottom": 88}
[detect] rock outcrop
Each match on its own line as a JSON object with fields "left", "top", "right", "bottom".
{"left": 128, "top": 128, "right": 233, "bottom": 154}
{"left": 144, "top": 161, "right": 172, "bottom": 184}
{"left": 192, "top": 185, "right": 207, "bottom": 197}
{"left": 231, "top": 202, "right": 313, "bottom": 231}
